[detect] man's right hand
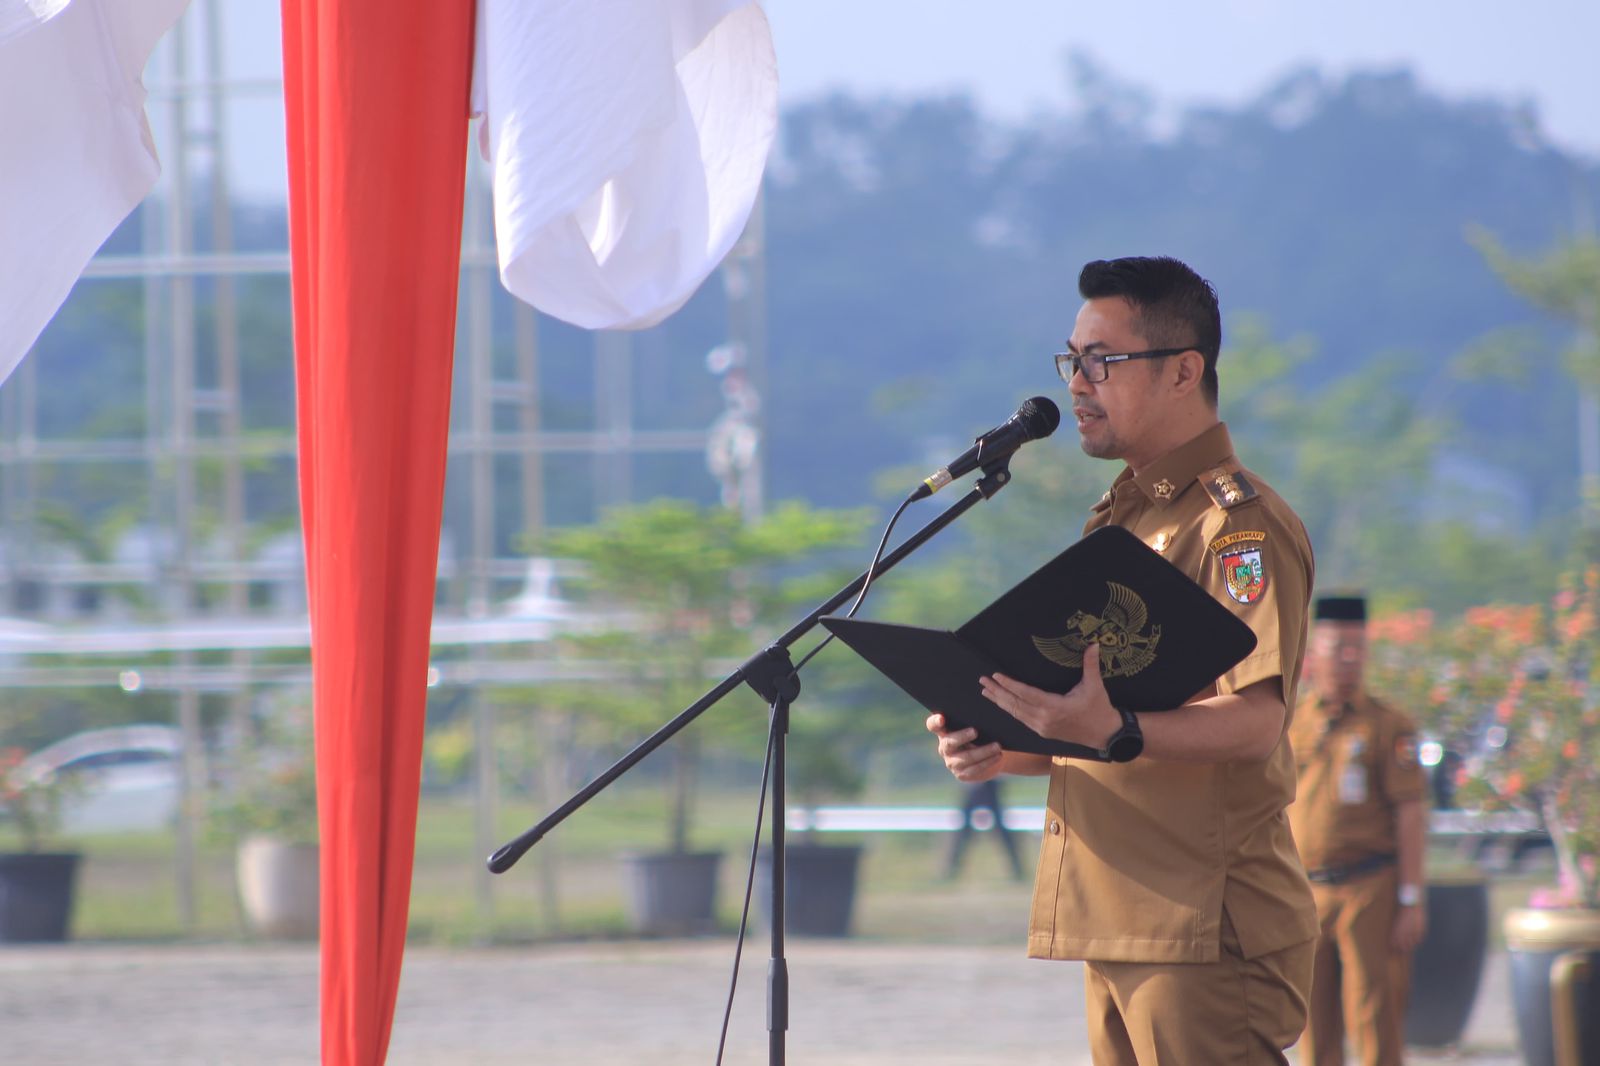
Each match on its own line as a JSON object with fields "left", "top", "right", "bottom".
{"left": 927, "top": 713, "right": 1005, "bottom": 782}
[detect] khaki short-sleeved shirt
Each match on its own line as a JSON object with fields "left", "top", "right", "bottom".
{"left": 1028, "top": 423, "right": 1319, "bottom": 964}
{"left": 1287, "top": 694, "right": 1427, "bottom": 870}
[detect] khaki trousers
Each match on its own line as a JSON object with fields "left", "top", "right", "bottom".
{"left": 1302, "top": 866, "right": 1409, "bottom": 1066}
{"left": 1085, "top": 911, "right": 1314, "bottom": 1066}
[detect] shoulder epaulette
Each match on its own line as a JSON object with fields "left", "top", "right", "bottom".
{"left": 1199, "top": 465, "right": 1258, "bottom": 509}
{"left": 1090, "top": 488, "right": 1113, "bottom": 514}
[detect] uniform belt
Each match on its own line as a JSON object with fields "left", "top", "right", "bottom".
{"left": 1305, "top": 853, "right": 1395, "bottom": 885}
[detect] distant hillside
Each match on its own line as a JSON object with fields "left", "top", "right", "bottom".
{"left": 19, "top": 63, "right": 1600, "bottom": 575}
{"left": 760, "top": 65, "right": 1598, "bottom": 522}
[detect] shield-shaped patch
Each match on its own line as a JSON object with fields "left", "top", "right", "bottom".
{"left": 1221, "top": 547, "right": 1265, "bottom": 604}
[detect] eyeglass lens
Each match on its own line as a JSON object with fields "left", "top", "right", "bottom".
{"left": 1056, "top": 352, "right": 1105, "bottom": 383}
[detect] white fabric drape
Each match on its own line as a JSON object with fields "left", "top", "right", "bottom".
{"left": 472, "top": 0, "right": 777, "bottom": 330}
{"left": 1, "top": 0, "right": 772, "bottom": 379}
{"left": 0, "top": 0, "right": 189, "bottom": 382}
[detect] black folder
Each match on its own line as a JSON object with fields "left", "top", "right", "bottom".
{"left": 821, "top": 525, "right": 1258, "bottom": 760}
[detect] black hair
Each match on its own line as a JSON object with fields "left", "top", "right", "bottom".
{"left": 1078, "top": 256, "right": 1222, "bottom": 405}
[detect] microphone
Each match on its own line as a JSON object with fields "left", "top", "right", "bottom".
{"left": 910, "top": 396, "right": 1061, "bottom": 501}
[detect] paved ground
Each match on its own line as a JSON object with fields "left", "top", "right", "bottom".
{"left": 0, "top": 940, "right": 1520, "bottom": 1065}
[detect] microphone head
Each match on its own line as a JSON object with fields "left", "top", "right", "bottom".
{"left": 1016, "top": 396, "right": 1062, "bottom": 440}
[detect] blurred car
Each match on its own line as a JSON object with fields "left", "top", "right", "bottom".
{"left": 1420, "top": 722, "right": 1553, "bottom": 873}
{"left": 13, "top": 724, "right": 181, "bottom": 835}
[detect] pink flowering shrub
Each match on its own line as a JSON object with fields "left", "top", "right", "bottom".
{"left": 1367, "top": 574, "right": 1600, "bottom": 909}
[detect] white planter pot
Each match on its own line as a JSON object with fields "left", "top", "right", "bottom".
{"left": 236, "top": 835, "right": 319, "bottom": 940}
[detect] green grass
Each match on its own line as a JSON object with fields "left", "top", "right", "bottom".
{"left": 73, "top": 847, "right": 243, "bottom": 939}
{"left": 36, "top": 787, "right": 1558, "bottom": 948}
{"left": 42, "top": 785, "right": 1036, "bottom": 944}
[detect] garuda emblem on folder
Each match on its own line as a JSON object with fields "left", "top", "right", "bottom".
{"left": 1031, "top": 582, "right": 1162, "bottom": 678}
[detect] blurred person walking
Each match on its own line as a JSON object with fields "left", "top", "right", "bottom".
{"left": 944, "top": 778, "right": 1026, "bottom": 881}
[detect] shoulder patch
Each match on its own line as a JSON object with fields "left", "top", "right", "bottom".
{"left": 1393, "top": 735, "right": 1419, "bottom": 768}
{"left": 1200, "top": 465, "right": 1258, "bottom": 509}
{"left": 1218, "top": 542, "right": 1266, "bottom": 603}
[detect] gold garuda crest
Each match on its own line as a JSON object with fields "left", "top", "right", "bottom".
{"left": 1031, "top": 582, "right": 1162, "bottom": 678}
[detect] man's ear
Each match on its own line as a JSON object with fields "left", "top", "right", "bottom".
{"left": 1169, "top": 350, "right": 1206, "bottom": 397}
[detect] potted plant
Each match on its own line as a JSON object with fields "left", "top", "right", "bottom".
{"left": 755, "top": 565, "right": 957, "bottom": 939}
{"left": 538, "top": 499, "right": 864, "bottom": 935}
{"left": 755, "top": 721, "right": 871, "bottom": 938}
{"left": 0, "top": 745, "right": 83, "bottom": 942}
{"left": 213, "top": 697, "right": 319, "bottom": 940}
{"left": 1404, "top": 579, "right": 1600, "bottom": 1066}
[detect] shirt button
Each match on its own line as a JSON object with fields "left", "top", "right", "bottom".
{"left": 1049, "top": 820, "right": 1062, "bottom": 835}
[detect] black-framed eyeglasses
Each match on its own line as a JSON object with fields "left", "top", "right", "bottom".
{"left": 1054, "top": 347, "right": 1193, "bottom": 384}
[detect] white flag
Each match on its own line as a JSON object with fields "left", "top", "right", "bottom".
{"left": 0, "top": 0, "right": 189, "bottom": 382}
{"left": 472, "top": 0, "right": 777, "bottom": 331}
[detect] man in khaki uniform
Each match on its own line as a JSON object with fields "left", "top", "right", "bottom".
{"left": 1288, "top": 595, "right": 1428, "bottom": 1066}
{"left": 929, "top": 256, "right": 1318, "bottom": 1065}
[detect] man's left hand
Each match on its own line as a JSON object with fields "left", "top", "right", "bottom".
{"left": 979, "top": 642, "right": 1122, "bottom": 748}
{"left": 1392, "top": 903, "right": 1427, "bottom": 953}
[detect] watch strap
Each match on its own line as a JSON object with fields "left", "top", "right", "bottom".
{"left": 1100, "top": 707, "right": 1143, "bottom": 762}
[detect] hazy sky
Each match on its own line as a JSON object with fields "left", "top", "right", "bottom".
{"left": 765, "top": 2, "right": 1599, "bottom": 147}
{"left": 168, "top": 1, "right": 1599, "bottom": 203}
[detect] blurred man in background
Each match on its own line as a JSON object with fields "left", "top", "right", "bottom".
{"left": 1289, "top": 594, "right": 1428, "bottom": 1066}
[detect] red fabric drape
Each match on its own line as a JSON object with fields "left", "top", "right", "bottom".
{"left": 280, "top": 3, "right": 475, "bottom": 1062}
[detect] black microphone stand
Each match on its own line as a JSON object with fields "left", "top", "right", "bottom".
{"left": 489, "top": 461, "right": 1014, "bottom": 1065}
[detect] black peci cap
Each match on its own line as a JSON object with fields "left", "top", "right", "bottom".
{"left": 1314, "top": 595, "right": 1367, "bottom": 622}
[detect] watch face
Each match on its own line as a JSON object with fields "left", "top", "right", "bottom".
{"left": 1103, "top": 708, "right": 1143, "bottom": 762}
{"left": 1108, "top": 731, "right": 1143, "bottom": 762}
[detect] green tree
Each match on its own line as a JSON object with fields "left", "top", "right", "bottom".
{"left": 1470, "top": 231, "right": 1600, "bottom": 384}
{"left": 1470, "top": 229, "right": 1600, "bottom": 531}
{"left": 1222, "top": 316, "right": 1446, "bottom": 594}
{"left": 535, "top": 499, "right": 868, "bottom": 854}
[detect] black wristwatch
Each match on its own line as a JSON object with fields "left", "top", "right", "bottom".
{"left": 1099, "top": 707, "right": 1144, "bottom": 763}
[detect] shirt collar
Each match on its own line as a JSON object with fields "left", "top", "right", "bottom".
{"left": 1127, "top": 422, "right": 1236, "bottom": 506}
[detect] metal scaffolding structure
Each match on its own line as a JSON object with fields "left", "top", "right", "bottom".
{"left": 0, "top": 0, "right": 767, "bottom": 935}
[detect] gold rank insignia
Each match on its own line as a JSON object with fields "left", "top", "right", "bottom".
{"left": 1031, "top": 581, "right": 1162, "bottom": 678}
{"left": 1200, "top": 465, "right": 1258, "bottom": 509}
{"left": 1151, "top": 531, "right": 1170, "bottom": 553}
{"left": 1152, "top": 478, "right": 1175, "bottom": 500}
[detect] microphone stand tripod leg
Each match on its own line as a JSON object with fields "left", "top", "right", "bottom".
{"left": 768, "top": 687, "right": 788, "bottom": 1065}
{"left": 742, "top": 646, "right": 798, "bottom": 1066}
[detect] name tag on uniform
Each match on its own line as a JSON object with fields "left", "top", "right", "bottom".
{"left": 1339, "top": 764, "right": 1369, "bottom": 805}
{"left": 1339, "top": 735, "right": 1368, "bottom": 804}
